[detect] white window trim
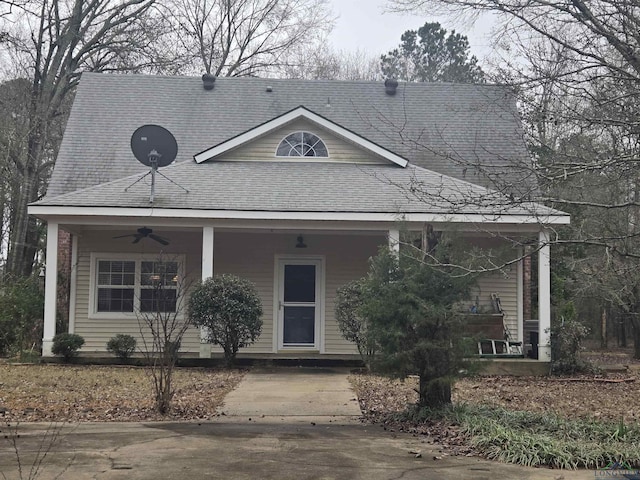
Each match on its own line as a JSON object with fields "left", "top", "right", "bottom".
{"left": 272, "top": 255, "right": 325, "bottom": 353}
{"left": 89, "top": 252, "right": 185, "bottom": 320}
{"left": 275, "top": 131, "right": 330, "bottom": 159}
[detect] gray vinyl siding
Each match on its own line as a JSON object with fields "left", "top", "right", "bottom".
{"left": 215, "top": 118, "right": 389, "bottom": 165}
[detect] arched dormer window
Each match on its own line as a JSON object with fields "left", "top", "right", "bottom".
{"left": 276, "top": 131, "right": 328, "bottom": 158}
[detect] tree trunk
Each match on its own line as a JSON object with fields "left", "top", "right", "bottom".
{"left": 601, "top": 308, "right": 607, "bottom": 349}
{"left": 418, "top": 376, "right": 451, "bottom": 409}
{"left": 6, "top": 115, "right": 44, "bottom": 277}
{"left": 619, "top": 313, "right": 627, "bottom": 347}
{"left": 631, "top": 316, "right": 640, "bottom": 360}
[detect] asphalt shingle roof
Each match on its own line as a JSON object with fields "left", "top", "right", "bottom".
{"left": 36, "top": 161, "right": 561, "bottom": 218}
{"left": 45, "top": 73, "right": 535, "bottom": 202}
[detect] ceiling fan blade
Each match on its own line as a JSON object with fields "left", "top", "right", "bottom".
{"left": 149, "top": 234, "right": 169, "bottom": 246}
{"left": 113, "top": 233, "right": 136, "bottom": 239}
{"left": 132, "top": 235, "right": 143, "bottom": 244}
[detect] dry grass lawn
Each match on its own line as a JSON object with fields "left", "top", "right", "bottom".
{"left": 0, "top": 364, "right": 244, "bottom": 422}
{"left": 2, "top": 353, "right": 640, "bottom": 425}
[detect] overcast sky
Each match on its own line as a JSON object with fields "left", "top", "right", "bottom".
{"left": 326, "top": 0, "right": 495, "bottom": 60}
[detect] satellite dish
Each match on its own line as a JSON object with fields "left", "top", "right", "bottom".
{"left": 126, "top": 124, "right": 187, "bottom": 203}
{"left": 130, "top": 124, "right": 178, "bottom": 168}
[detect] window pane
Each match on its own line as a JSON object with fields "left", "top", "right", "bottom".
{"left": 140, "top": 289, "right": 177, "bottom": 313}
{"left": 276, "top": 141, "right": 291, "bottom": 156}
{"left": 284, "top": 265, "right": 315, "bottom": 303}
{"left": 141, "top": 261, "right": 178, "bottom": 286}
{"left": 98, "top": 260, "right": 135, "bottom": 286}
{"left": 313, "top": 142, "right": 328, "bottom": 156}
{"left": 98, "top": 288, "right": 134, "bottom": 312}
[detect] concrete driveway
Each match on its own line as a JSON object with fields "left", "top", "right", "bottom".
{"left": 0, "top": 367, "right": 597, "bottom": 479}
{"left": 0, "top": 421, "right": 596, "bottom": 480}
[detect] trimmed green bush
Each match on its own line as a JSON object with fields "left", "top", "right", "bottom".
{"left": 106, "top": 334, "right": 137, "bottom": 360}
{"left": 188, "top": 274, "right": 263, "bottom": 367}
{"left": 51, "top": 333, "right": 85, "bottom": 361}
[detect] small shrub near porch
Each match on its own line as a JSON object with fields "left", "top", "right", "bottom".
{"left": 188, "top": 274, "right": 263, "bottom": 366}
{"left": 51, "top": 333, "right": 85, "bottom": 361}
{"left": 106, "top": 334, "right": 137, "bottom": 360}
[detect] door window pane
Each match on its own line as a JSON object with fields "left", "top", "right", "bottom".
{"left": 283, "top": 306, "right": 315, "bottom": 344}
{"left": 284, "top": 265, "right": 315, "bottom": 303}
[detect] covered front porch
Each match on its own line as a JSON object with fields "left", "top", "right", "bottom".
{"left": 36, "top": 212, "right": 555, "bottom": 363}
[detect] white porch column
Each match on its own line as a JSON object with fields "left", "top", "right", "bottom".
{"left": 516, "top": 251, "right": 524, "bottom": 344}
{"left": 538, "top": 229, "right": 552, "bottom": 362}
{"left": 388, "top": 228, "right": 400, "bottom": 254}
{"left": 68, "top": 234, "right": 78, "bottom": 334}
{"left": 200, "top": 226, "right": 215, "bottom": 358}
{"left": 42, "top": 221, "right": 59, "bottom": 357}
{"left": 202, "top": 226, "right": 215, "bottom": 280}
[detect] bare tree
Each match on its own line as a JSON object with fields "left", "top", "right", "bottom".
{"left": 166, "top": 0, "right": 335, "bottom": 76}
{"left": 0, "top": 0, "right": 159, "bottom": 277}
{"left": 279, "top": 44, "right": 381, "bottom": 80}
{"left": 136, "top": 257, "right": 191, "bottom": 414}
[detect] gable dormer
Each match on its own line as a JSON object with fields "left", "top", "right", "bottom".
{"left": 193, "top": 106, "right": 408, "bottom": 167}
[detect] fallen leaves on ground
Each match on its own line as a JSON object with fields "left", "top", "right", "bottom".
{"left": 350, "top": 356, "right": 640, "bottom": 457}
{"left": 455, "top": 374, "right": 640, "bottom": 422}
{"left": 351, "top": 372, "right": 640, "bottom": 424}
{"left": 0, "top": 364, "right": 244, "bottom": 422}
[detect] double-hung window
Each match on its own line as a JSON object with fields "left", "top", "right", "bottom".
{"left": 97, "top": 260, "right": 135, "bottom": 312}
{"left": 91, "top": 255, "right": 182, "bottom": 316}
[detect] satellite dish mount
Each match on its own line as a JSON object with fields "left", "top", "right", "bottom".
{"left": 125, "top": 124, "right": 189, "bottom": 203}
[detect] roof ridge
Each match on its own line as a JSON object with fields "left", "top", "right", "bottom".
{"left": 80, "top": 71, "right": 511, "bottom": 89}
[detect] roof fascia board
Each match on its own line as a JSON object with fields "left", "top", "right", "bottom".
{"left": 193, "top": 106, "right": 409, "bottom": 167}
{"left": 29, "top": 205, "right": 570, "bottom": 225}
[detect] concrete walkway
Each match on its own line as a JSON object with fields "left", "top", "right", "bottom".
{"left": 217, "top": 367, "right": 362, "bottom": 422}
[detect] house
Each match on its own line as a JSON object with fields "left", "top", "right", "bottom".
{"left": 28, "top": 73, "right": 569, "bottom": 362}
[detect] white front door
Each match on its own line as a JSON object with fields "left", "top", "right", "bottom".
{"left": 277, "top": 258, "right": 323, "bottom": 350}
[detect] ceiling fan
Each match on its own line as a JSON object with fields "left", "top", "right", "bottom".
{"left": 113, "top": 227, "right": 169, "bottom": 246}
